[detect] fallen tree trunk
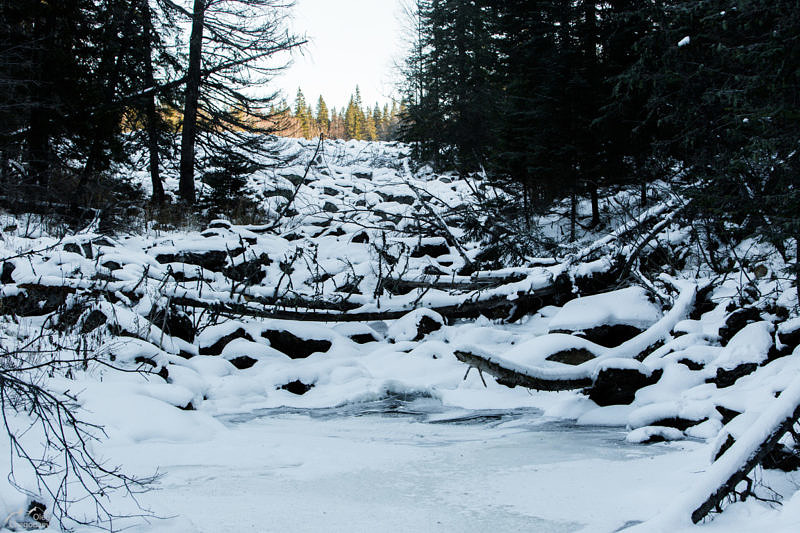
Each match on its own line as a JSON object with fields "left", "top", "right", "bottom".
{"left": 5, "top": 279, "right": 567, "bottom": 324}
{"left": 452, "top": 281, "right": 696, "bottom": 392}
{"left": 454, "top": 350, "right": 592, "bottom": 391}
{"left": 624, "top": 376, "right": 800, "bottom": 532}
{"left": 690, "top": 382, "right": 800, "bottom": 524}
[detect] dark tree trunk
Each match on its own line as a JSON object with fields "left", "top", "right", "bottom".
{"left": 141, "top": 0, "right": 164, "bottom": 203}
{"left": 641, "top": 181, "right": 647, "bottom": 206}
{"left": 590, "top": 182, "right": 600, "bottom": 228}
{"left": 27, "top": 106, "right": 50, "bottom": 188}
{"left": 570, "top": 189, "right": 577, "bottom": 242}
{"left": 179, "top": 0, "right": 206, "bottom": 205}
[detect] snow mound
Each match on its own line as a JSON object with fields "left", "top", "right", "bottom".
{"left": 547, "top": 286, "right": 661, "bottom": 333}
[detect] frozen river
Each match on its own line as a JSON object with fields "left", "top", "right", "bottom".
{"left": 105, "top": 396, "right": 706, "bottom": 533}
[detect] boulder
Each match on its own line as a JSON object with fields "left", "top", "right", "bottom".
{"left": 155, "top": 249, "right": 238, "bottom": 272}
{"left": 387, "top": 309, "right": 445, "bottom": 342}
{"left": 261, "top": 329, "right": 332, "bottom": 359}
{"left": 710, "top": 363, "right": 758, "bottom": 388}
{"left": 588, "top": 364, "right": 661, "bottom": 406}
{"left": 229, "top": 356, "right": 258, "bottom": 370}
{"left": 149, "top": 306, "right": 195, "bottom": 343}
{"left": 224, "top": 253, "right": 271, "bottom": 284}
{"left": 548, "top": 286, "right": 661, "bottom": 347}
{"left": 81, "top": 309, "right": 108, "bottom": 334}
{"left": 281, "top": 380, "right": 315, "bottom": 395}
{"left": 718, "top": 307, "right": 762, "bottom": 345}
{"left": 199, "top": 328, "right": 254, "bottom": 356}
{"left": 411, "top": 240, "right": 450, "bottom": 258}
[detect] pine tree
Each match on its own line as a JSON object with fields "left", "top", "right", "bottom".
{"left": 178, "top": 0, "right": 304, "bottom": 205}
{"left": 316, "top": 96, "right": 330, "bottom": 135}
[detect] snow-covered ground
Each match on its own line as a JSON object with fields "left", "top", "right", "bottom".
{"left": 0, "top": 138, "right": 799, "bottom": 531}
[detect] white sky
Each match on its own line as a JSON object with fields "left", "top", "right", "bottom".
{"left": 275, "top": 0, "right": 407, "bottom": 112}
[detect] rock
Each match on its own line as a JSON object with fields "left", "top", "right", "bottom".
{"left": 547, "top": 286, "right": 660, "bottom": 347}
{"left": 284, "top": 173, "right": 312, "bottom": 186}
{"left": 208, "top": 219, "right": 232, "bottom": 230}
{"left": 649, "top": 417, "right": 706, "bottom": 431}
{"left": 323, "top": 186, "right": 340, "bottom": 197}
{"left": 422, "top": 265, "right": 448, "bottom": 276}
{"left": 545, "top": 349, "right": 596, "bottom": 365}
{"left": 626, "top": 426, "right": 685, "bottom": 444}
{"left": 387, "top": 309, "right": 445, "bottom": 342}
{"left": 1, "top": 261, "right": 15, "bottom": 283}
{"left": 677, "top": 358, "right": 704, "bottom": 371}
{"left": 718, "top": 307, "right": 762, "bottom": 345}
{"left": 81, "top": 309, "right": 107, "bottom": 334}
{"left": 762, "top": 445, "right": 800, "bottom": 472}
{"left": 711, "top": 363, "right": 758, "bottom": 388}
{"left": 261, "top": 329, "right": 332, "bottom": 359}
{"left": 351, "top": 231, "right": 369, "bottom": 244}
{"left": 689, "top": 283, "right": 717, "bottom": 320}
{"left": 714, "top": 433, "right": 736, "bottom": 461}
{"left": 281, "top": 380, "right": 315, "bottom": 395}
{"left": 776, "top": 319, "right": 800, "bottom": 355}
{"left": 588, "top": 366, "right": 661, "bottom": 406}
{"left": 64, "top": 242, "right": 83, "bottom": 255}
{"left": 199, "top": 328, "right": 254, "bottom": 356}
{"left": 715, "top": 405, "right": 742, "bottom": 425}
{"left": 229, "top": 356, "right": 258, "bottom": 370}
{"left": 0, "top": 286, "right": 70, "bottom": 317}
{"left": 149, "top": 306, "right": 195, "bottom": 343}
{"left": 553, "top": 324, "right": 644, "bottom": 348}
{"left": 101, "top": 260, "right": 121, "bottom": 271}
{"left": 224, "top": 253, "right": 271, "bottom": 284}
{"left": 155, "top": 249, "right": 243, "bottom": 272}
{"left": 322, "top": 201, "right": 339, "bottom": 213}
{"left": 353, "top": 170, "right": 373, "bottom": 180}
{"left": 411, "top": 241, "right": 450, "bottom": 259}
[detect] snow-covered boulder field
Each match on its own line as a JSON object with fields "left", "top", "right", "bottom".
{"left": 0, "top": 138, "right": 798, "bottom": 531}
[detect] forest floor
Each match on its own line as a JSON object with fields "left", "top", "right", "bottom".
{"left": 0, "top": 138, "right": 798, "bottom": 531}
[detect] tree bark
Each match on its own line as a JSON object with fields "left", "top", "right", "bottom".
{"left": 570, "top": 189, "right": 577, "bottom": 242}
{"left": 590, "top": 182, "right": 600, "bottom": 227}
{"left": 141, "top": 0, "right": 164, "bottom": 203}
{"left": 178, "top": 0, "right": 206, "bottom": 205}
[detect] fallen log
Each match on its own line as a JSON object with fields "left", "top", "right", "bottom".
{"left": 454, "top": 350, "right": 592, "bottom": 391}
{"left": 452, "top": 281, "right": 696, "bottom": 392}
{"left": 690, "top": 382, "right": 800, "bottom": 524}
{"left": 624, "top": 376, "right": 800, "bottom": 531}
{"left": 6, "top": 279, "right": 567, "bottom": 324}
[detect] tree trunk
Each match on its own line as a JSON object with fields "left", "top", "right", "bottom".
{"left": 141, "top": 0, "right": 164, "bottom": 203}
{"left": 179, "top": 0, "right": 206, "bottom": 205}
{"left": 641, "top": 181, "right": 647, "bottom": 206}
{"left": 590, "top": 181, "right": 600, "bottom": 228}
{"left": 570, "top": 190, "right": 577, "bottom": 242}
{"left": 27, "top": 106, "right": 50, "bottom": 188}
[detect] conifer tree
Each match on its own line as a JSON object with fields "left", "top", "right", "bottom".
{"left": 316, "top": 96, "right": 330, "bottom": 135}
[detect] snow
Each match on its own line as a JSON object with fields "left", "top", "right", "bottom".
{"left": 630, "top": 373, "right": 800, "bottom": 531}
{"left": 678, "top": 36, "right": 691, "bottom": 47}
{"left": 547, "top": 286, "right": 662, "bottom": 332}
{"left": 0, "top": 138, "right": 798, "bottom": 532}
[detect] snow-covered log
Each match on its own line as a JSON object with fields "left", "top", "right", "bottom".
{"left": 453, "top": 281, "right": 697, "bottom": 391}
{"left": 625, "top": 375, "right": 800, "bottom": 531}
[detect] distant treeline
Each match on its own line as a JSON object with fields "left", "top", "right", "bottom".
{"left": 271, "top": 87, "right": 403, "bottom": 141}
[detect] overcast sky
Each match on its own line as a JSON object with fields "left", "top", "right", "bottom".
{"left": 274, "top": 0, "right": 407, "bottom": 111}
